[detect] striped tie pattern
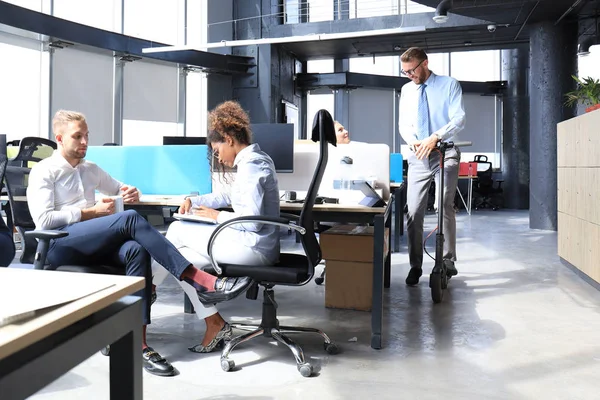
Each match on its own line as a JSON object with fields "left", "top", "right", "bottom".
{"left": 417, "top": 83, "right": 430, "bottom": 140}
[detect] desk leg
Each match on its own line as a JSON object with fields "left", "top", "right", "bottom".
{"left": 184, "top": 294, "right": 195, "bottom": 314}
{"left": 394, "top": 190, "right": 400, "bottom": 253}
{"left": 467, "top": 177, "right": 473, "bottom": 214}
{"left": 371, "top": 214, "right": 385, "bottom": 350}
{"left": 110, "top": 316, "right": 143, "bottom": 400}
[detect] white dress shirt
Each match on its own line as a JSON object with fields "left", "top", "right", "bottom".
{"left": 399, "top": 72, "right": 466, "bottom": 145}
{"left": 189, "top": 143, "right": 281, "bottom": 263}
{"left": 27, "top": 151, "right": 125, "bottom": 230}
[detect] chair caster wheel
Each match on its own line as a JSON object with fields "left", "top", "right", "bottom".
{"left": 324, "top": 342, "right": 339, "bottom": 355}
{"left": 101, "top": 345, "right": 110, "bottom": 356}
{"left": 298, "top": 363, "right": 313, "bottom": 377}
{"left": 315, "top": 277, "right": 324, "bottom": 285}
{"left": 221, "top": 358, "right": 235, "bottom": 372}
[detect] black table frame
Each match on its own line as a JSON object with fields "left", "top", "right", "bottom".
{"left": 0, "top": 296, "right": 143, "bottom": 400}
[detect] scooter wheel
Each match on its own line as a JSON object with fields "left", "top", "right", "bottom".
{"left": 430, "top": 272, "right": 443, "bottom": 303}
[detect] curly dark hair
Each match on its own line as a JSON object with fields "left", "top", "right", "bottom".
{"left": 206, "top": 100, "right": 253, "bottom": 179}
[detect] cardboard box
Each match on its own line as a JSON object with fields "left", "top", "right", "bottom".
{"left": 319, "top": 225, "right": 389, "bottom": 311}
{"left": 325, "top": 261, "right": 373, "bottom": 311}
{"left": 320, "top": 225, "right": 389, "bottom": 263}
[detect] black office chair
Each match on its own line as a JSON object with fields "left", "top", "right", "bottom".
{"left": 204, "top": 110, "right": 339, "bottom": 377}
{"left": 0, "top": 155, "right": 16, "bottom": 267}
{"left": 3, "top": 137, "right": 122, "bottom": 275}
{"left": 472, "top": 155, "right": 504, "bottom": 211}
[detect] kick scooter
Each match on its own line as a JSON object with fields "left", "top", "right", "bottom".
{"left": 429, "top": 140, "right": 471, "bottom": 303}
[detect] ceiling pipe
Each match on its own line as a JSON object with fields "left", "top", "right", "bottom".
{"left": 578, "top": 35, "right": 599, "bottom": 56}
{"left": 578, "top": 21, "right": 600, "bottom": 56}
{"left": 555, "top": 0, "right": 586, "bottom": 26}
{"left": 514, "top": 0, "right": 539, "bottom": 40}
{"left": 433, "top": 0, "right": 452, "bottom": 24}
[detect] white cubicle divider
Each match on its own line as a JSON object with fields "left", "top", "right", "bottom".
{"left": 277, "top": 142, "right": 390, "bottom": 202}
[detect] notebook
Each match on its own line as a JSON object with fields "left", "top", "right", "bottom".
{"left": 172, "top": 213, "right": 218, "bottom": 225}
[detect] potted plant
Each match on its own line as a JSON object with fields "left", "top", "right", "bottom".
{"left": 564, "top": 75, "right": 600, "bottom": 113}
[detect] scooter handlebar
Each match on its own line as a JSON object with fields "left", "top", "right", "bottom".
{"left": 438, "top": 140, "right": 473, "bottom": 149}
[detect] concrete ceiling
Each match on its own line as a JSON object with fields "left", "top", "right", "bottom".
{"left": 269, "top": 0, "right": 600, "bottom": 60}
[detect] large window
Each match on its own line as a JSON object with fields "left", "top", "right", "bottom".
{"left": 124, "top": 0, "right": 185, "bottom": 45}
{"left": 349, "top": 55, "right": 399, "bottom": 76}
{"left": 0, "top": 33, "right": 46, "bottom": 141}
{"left": 123, "top": 60, "right": 180, "bottom": 146}
{"left": 306, "top": 60, "right": 335, "bottom": 131}
{"left": 3, "top": 0, "right": 45, "bottom": 12}
{"left": 53, "top": 0, "right": 122, "bottom": 33}
{"left": 450, "top": 50, "right": 501, "bottom": 82}
{"left": 578, "top": 45, "right": 600, "bottom": 80}
{"left": 185, "top": 0, "right": 208, "bottom": 138}
{"left": 427, "top": 52, "right": 450, "bottom": 76}
{"left": 308, "top": 0, "right": 334, "bottom": 22}
{"left": 51, "top": 47, "right": 115, "bottom": 145}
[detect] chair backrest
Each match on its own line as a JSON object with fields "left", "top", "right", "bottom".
{"left": 298, "top": 110, "right": 337, "bottom": 270}
{"left": 4, "top": 138, "right": 57, "bottom": 264}
{"left": 8, "top": 137, "right": 56, "bottom": 168}
{"left": 473, "top": 155, "right": 493, "bottom": 188}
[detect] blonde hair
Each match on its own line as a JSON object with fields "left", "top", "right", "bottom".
{"left": 400, "top": 47, "right": 428, "bottom": 63}
{"left": 52, "top": 110, "right": 86, "bottom": 136}
{"left": 334, "top": 120, "right": 343, "bottom": 130}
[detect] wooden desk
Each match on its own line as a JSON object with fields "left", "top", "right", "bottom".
{"left": 0, "top": 269, "right": 145, "bottom": 400}
{"left": 281, "top": 199, "right": 393, "bottom": 350}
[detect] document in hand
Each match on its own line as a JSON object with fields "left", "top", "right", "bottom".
{"left": 172, "top": 213, "right": 218, "bottom": 225}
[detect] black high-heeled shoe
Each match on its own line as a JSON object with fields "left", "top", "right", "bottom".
{"left": 184, "top": 276, "right": 253, "bottom": 304}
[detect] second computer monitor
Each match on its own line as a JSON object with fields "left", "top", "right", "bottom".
{"left": 163, "top": 136, "right": 206, "bottom": 145}
{"left": 250, "top": 123, "right": 294, "bottom": 173}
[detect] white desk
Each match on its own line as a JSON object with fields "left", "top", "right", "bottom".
{"left": 457, "top": 175, "right": 476, "bottom": 215}
{"left": 0, "top": 268, "right": 145, "bottom": 400}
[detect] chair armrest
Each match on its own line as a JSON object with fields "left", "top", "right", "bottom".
{"left": 23, "top": 230, "right": 69, "bottom": 270}
{"left": 24, "top": 230, "right": 69, "bottom": 241}
{"left": 207, "top": 215, "right": 306, "bottom": 275}
{"left": 280, "top": 212, "right": 300, "bottom": 221}
{"left": 496, "top": 180, "right": 504, "bottom": 189}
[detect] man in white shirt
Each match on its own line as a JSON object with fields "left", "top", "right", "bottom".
{"left": 398, "top": 47, "right": 466, "bottom": 286}
{"left": 27, "top": 110, "right": 252, "bottom": 376}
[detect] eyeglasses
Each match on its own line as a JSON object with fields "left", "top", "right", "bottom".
{"left": 401, "top": 59, "right": 425, "bottom": 77}
{"left": 211, "top": 142, "right": 222, "bottom": 158}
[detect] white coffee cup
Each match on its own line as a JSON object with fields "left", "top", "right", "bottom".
{"left": 110, "top": 195, "right": 124, "bottom": 213}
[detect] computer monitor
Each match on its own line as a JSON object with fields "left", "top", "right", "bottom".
{"left": 163, "top": 136, "right": 206, "bottom": 145}
{"left": 251, "top": 123, "right": 294, "bottom": 173}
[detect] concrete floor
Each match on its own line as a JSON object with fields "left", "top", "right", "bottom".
{"left": 25, "top": 210, "right": 600, "bottom": 400}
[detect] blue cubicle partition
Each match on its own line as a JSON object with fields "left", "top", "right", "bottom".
{"left": 390, "top": 153, "right": 403, "bottom": 183}
{"left": 85, "top": 145, "right": 212, "bottom": 195}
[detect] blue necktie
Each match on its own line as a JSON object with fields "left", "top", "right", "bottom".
{"left": 417, "top": 83, "right": 430, "bottom": 140}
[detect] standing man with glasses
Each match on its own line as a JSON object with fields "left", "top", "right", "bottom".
{"left": 398, "top": 47, "right": 466, "bottom": 286}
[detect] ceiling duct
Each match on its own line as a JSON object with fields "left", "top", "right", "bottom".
{"left": 433, "top": 0, "right": 452, "bottom": 24}
{"left": 578, "top": 22, "right": 600, "bottom": 56}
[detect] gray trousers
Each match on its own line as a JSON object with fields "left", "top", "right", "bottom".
{"left": 406, "top": 147, "right": 460, "bottom": 269}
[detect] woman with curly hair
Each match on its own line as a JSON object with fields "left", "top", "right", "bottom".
{"left": 152, "top": 100, "right": 280, "bottom": 353}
